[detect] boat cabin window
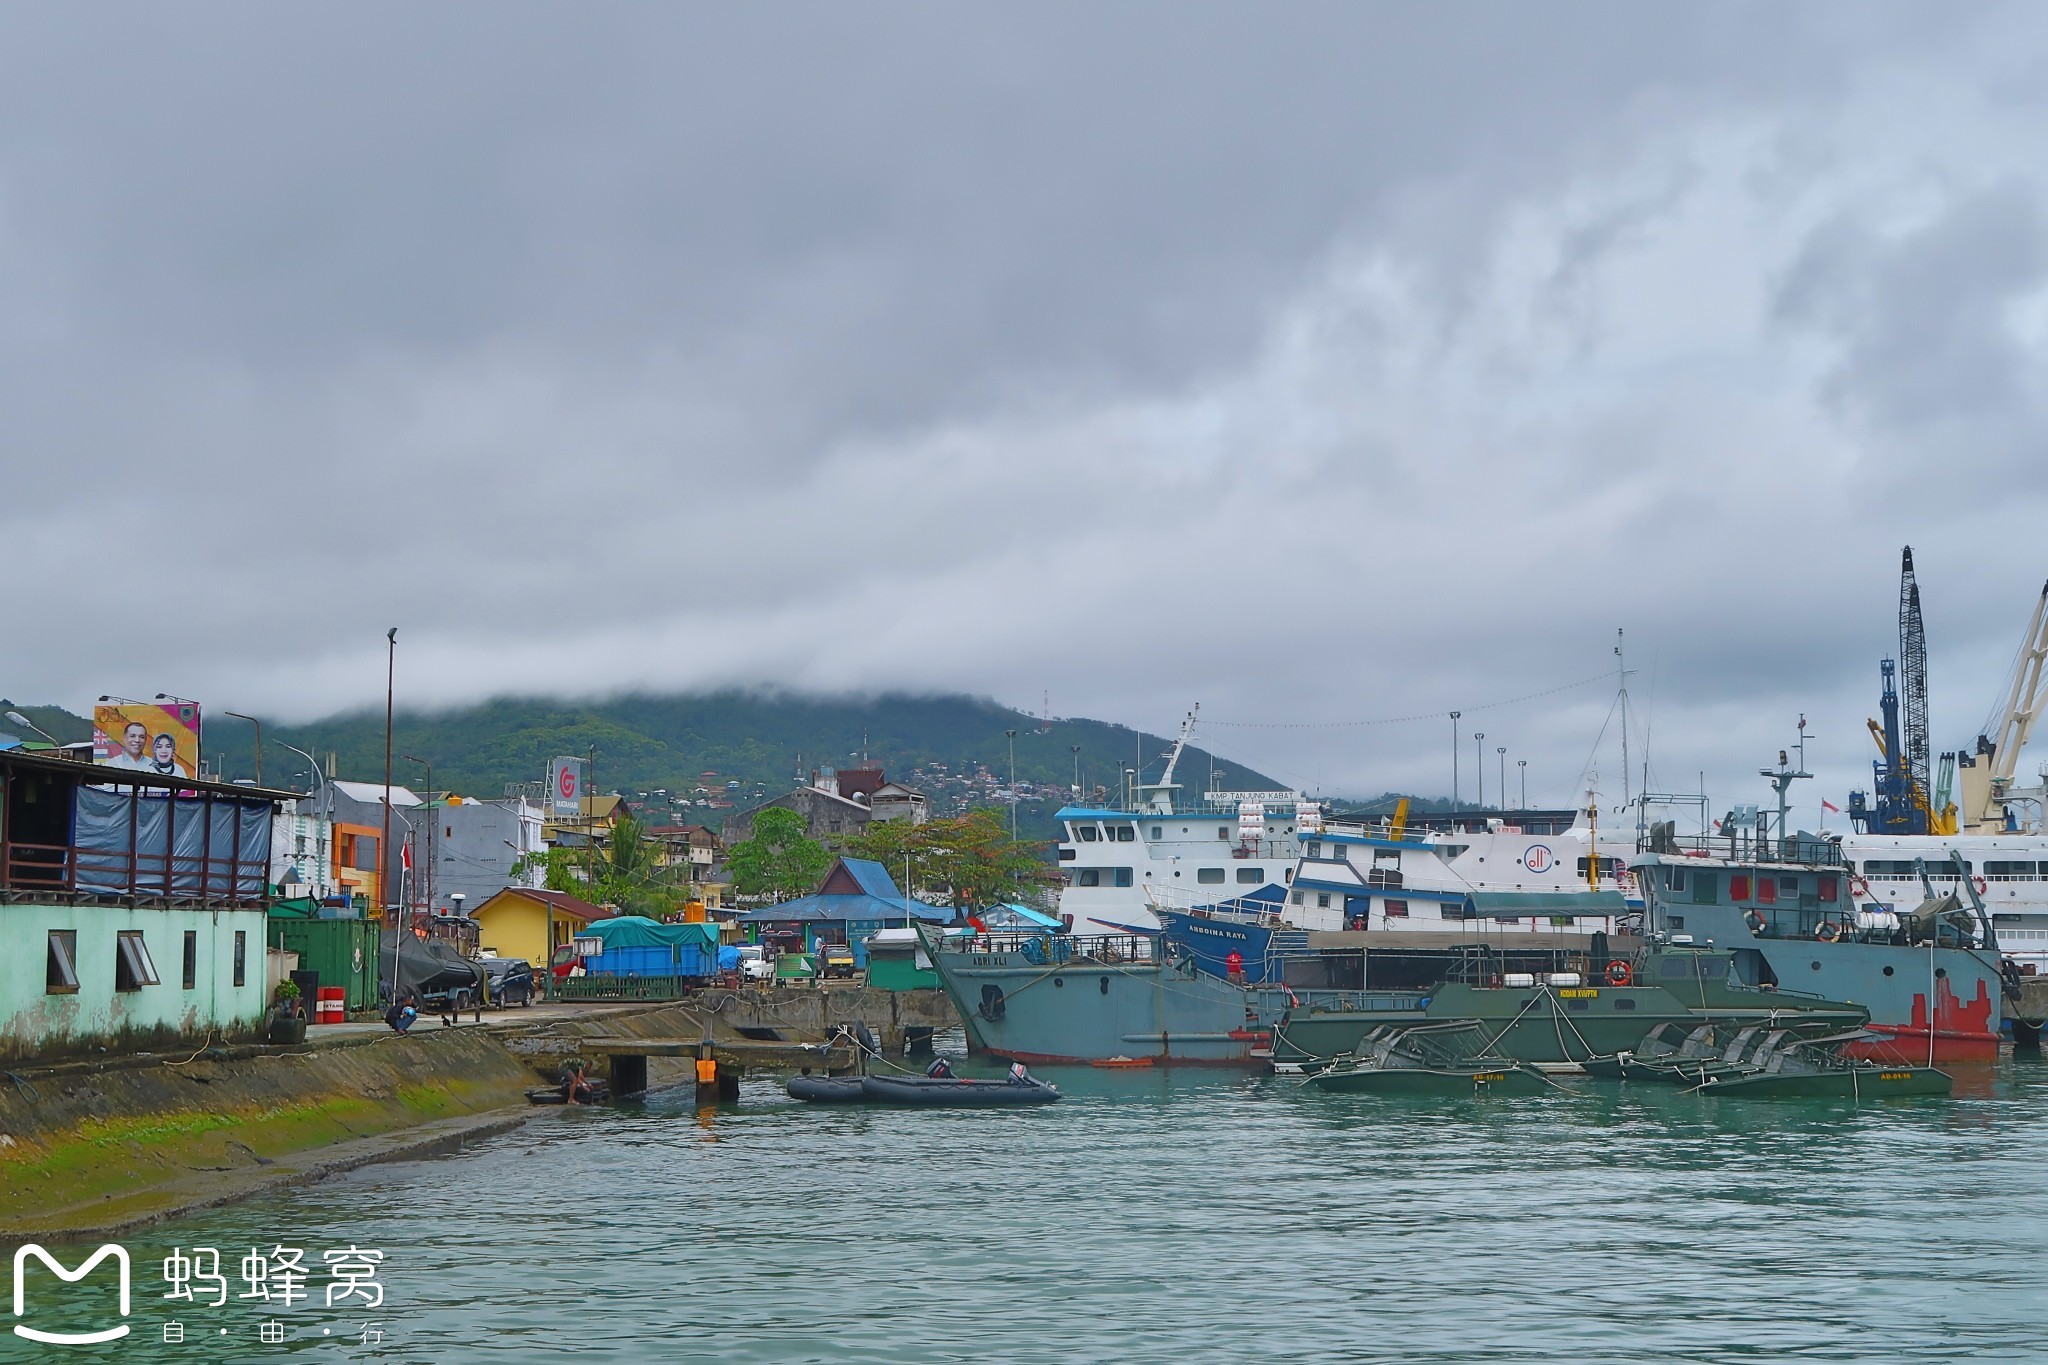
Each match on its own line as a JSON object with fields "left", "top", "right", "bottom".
{"left": 1292, "top": 890, "right": 1304, "bottom": 905}
{"left": 1113, "top": 825, "right": 1136, "bottom": 842}
{"left": 1077, "top": 870, "right": 1101, "bottom": 887}
{"left": 1660, "top": 957, "right": 1697, "bottom": 981}
{"left": 1197, "top": 868, "right": 1225, "bottom": 884}
{"left": 1113, "top": 868, "right": 1133, "bottom": 887}
{"left": 1986, "top": 860, "right": 2039, "bottom": 879}
{"left": 1076, "top": 825, "right": 1099, "bottom": 842}
{"left": 1217, "top": 826, "right": 1230, "bottom": 840}
{"left": 1331, "top": 844, "right": 1349, "bottom": 862}
{"left": 1575, "top": 856, "right": 1621, "bottom": 879}
{"left": 1236, "top": 867, "right": 1262, "bottom": 884}
{"left": 1316, "top": 893, "right": 1331, "bottom": 908}
{"left": 1665, "top": 866, "right": 1688, "bottom": 892}
{"left": 1306, "top": 841, "right": 1322, "bottom": 859}
{"left": 1151, "top": 826, "right": 1162, "bottom": 839}
{"left": 1384, "top": 899, "right": 1409, "bottom": 917}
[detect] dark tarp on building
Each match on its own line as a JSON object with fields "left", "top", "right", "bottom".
{"left": 73, "top": 785, "right": 271, "bottom": 898}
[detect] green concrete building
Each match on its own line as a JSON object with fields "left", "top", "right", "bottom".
{"left": 0, "top": 748, "right": 285, "bottom": 1064}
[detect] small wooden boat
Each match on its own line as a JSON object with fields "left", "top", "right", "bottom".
{"left": 858, "top": 1074, "right": 1062, "bottom": 1106}
{"left": 1307, "top": 1021, "right": 1554, "bottom": 1097}
{"left": 786, "top": 1074, "right": 867, "bottom": 1103}
{"left": 526, "top": 1080, "right": 612, "bottom": 1106}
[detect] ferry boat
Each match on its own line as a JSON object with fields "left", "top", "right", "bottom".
{"left": 1150, "top": 801, "right": 1637, "bottom": 985}
{"left": 1056, "top": 708, "right": 1309, "bottom": 936}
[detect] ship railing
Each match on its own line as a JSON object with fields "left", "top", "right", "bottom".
{"left": 1635, "top": 832, "right": 1845, "bottom": 866}
{"left": 942, "top": 931, "right": 1161, "bottom": 964}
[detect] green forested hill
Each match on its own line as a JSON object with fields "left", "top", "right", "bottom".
{"left": 0, "top": 691, "right": 1289, "bottom": 834}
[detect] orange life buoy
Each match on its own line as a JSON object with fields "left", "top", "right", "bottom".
{"left": 1816, "top": 920, "right": 1843, "bottom": 943}
{"left": 1744, "top": 909, "right": 1767, "bottom": 934}
{"left": 1973, "top": 876, "right": 1989, "bottom": 895}
{"left": 1848, "top": 874, "right": 1870, "bottom": 898}
{"left": 1605, "top": 960, "right": 1633, "bottom": 987}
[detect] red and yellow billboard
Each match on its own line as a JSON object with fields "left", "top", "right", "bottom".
{"left": 93, "top": 701, "right": 201, "bottom": 778}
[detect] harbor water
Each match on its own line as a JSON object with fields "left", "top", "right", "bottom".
{"left": 46, "top": 1051, "right": 2048, "bottom": 1363}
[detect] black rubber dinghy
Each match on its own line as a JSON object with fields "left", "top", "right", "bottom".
{"left": 859, "top": 1074, "right": 1061, "bottom": 1106}
{"left": 787, "top": 1075, "right": 867, "bottom": 1103}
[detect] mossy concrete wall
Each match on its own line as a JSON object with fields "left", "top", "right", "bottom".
{"left": 0, "top": 1027, "right": 537, "bottom": 1237}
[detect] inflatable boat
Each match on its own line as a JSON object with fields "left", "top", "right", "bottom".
{"left": 858, "top": 1074, "right": 1061, "bottom": 1106}
{"left": 786, "top": 1074, "right": 867, "bottom": 1103}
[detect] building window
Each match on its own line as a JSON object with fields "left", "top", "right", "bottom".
{"left": 46, "top": 930, "right": 79, "bottom": 994}
{"left": 294, "top": 834, "right": 306, "bottom": 855}
{"left": 1384, "top": 900, "right": 1410, "bottom": 917}
{"left": 1236, "top": 867, "right": 1262, "bottom": 884}
{"left": 182, "top": 931, "right": 198, "bottom": 990}
{"left": 233, "top": 931, "right": 247, "bottom": 987}
{"left": 115, "top": 931, "right": 161, "bottom": 992}
{"left": 1316, "top": 893, "right": 1331, "bottom": 908}
{"left": 1197, "top": 868, "right": 1225, "bottom": 884}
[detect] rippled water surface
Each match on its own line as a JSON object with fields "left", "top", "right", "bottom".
{"left": 52, "top": 1049, "right": 2048, "bottom": 1363}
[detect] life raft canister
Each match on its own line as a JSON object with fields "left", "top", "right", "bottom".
{"left": 1605, "top": 960, "right": 1633, "bottom": 987}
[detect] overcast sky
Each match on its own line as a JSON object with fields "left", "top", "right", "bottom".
{"left": 5, "top": 4, "right": 2048, "bottom": 821}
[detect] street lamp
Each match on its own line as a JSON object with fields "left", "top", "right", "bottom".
{"left": 1518, "top": 759, "right": 1527, "bottom": 810}
{"left": 3, "top": 710, "right": 59, "bottom": 746}
{"left": 224, "top": 710, "right": 263, "bottom": 786}
{"left": 1474, "top": 732, "right": 1485, "bottom": 810}
{"left": 1450, "top": 712, "right": 1461, "bottom": 809}
{"left": 1071, "top": 745, "right": 1082, "bottom": 794}
{"left": 1497, "top": 747, "right": 1506, "bottom": 815}
{"left": 278, "top": 739, "right": 329, "bottom": 900}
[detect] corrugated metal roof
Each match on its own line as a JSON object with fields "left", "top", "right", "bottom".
{"left": 331, "top": 780, "right": 423, "bottom": 806}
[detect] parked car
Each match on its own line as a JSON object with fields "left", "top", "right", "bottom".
{"left": 735, "top": 944, "right": 774, "bottom": 983}
{"left": 482, "top": 957, "right": 537, "bottom": 1007}
{"left": 816, "top": 942, "right": 857, "bottom": 979}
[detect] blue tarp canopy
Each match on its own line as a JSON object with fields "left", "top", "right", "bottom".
{"left": 976, "top": 903, "right": 1062, "bottom": 930}
{"left": 739, "top": 857, "right": 951, "bottom": 924}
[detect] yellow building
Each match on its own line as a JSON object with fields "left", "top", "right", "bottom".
{"left": 469, "top": 887, "right": 613, "bottom": 967}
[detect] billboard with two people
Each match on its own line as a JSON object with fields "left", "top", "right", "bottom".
{"left": 92, "top": 701, "right": 201, "bottom": 779}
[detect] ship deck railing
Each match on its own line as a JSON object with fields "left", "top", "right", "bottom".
{"left": 944, "top": 932, "right": 1162, "bottom": 964}
{"left": 1636, "top": 833, "right": 1846, "bottom": 867}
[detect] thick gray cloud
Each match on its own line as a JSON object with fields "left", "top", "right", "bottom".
{"left": 3, "top": 3, "right": 2047, "bottom": 822}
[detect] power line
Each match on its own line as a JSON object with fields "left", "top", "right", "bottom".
{"left": 1203, "top": 670, "right": 1615, "bottom": 730}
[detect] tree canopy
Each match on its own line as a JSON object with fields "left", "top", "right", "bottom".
{"left": 726, "top": 806, "right": 832, "bottom": 902}
{"left": 843, "top": 808, "right": 1050, "bottom": 910}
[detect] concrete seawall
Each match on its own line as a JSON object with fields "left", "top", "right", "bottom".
{"left": 0, "top": 1027, "right": 541, "bottom": 1239}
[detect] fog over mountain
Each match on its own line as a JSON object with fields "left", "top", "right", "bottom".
{"left": 4, "top": 4, "right": 2047, "bottom": 820}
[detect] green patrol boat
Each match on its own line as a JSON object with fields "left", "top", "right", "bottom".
{"left": 1306, "top": 1021, "right": 1554, "bottom": 1097}
{"left": 1273, "top": 944, "right": 1870, "bottom": 1069}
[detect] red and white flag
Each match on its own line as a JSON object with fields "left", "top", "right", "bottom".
{"left": 1821, "top": 798, "right": 1840, "bottom": 814}
{"left": 401, "top": 837, "right": 413, "bottom": 872}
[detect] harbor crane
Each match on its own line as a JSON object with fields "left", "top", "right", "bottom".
{"left": 1957, "top": 579, "right": 2048, "bottom": 833}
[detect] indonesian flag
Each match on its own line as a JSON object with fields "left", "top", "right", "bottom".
{"left": 966, "top": 914, "right": 988, "bottom": 932}
{"left": 1821, "top": 799, "right": 1841, "bottom": 814}
{"left": 401, "top": 838, "right": 413, "bottom": 872}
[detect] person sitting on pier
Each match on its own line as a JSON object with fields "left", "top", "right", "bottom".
{"left": 562, "top": 1058, "right": 597, "bottom": 1105}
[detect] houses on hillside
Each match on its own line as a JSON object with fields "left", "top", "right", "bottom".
{"left": 724, "top": 766, "right": 930, "bottom": 846}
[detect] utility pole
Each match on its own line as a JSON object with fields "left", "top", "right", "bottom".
{"left": 382, "top": 629, "right": 396, "bottom": 928}
{"left": 1518, "top": 759, "right": 1527, "bottom": 810}
{"left": 1005, "top": 729, "right": 1019, "bottom": 839}
{"left": 1498, "top": 747, "right": 1506, "bottom": 814}
{"left": 1474, "top": 732, "right": 1485, "bottom": 810}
